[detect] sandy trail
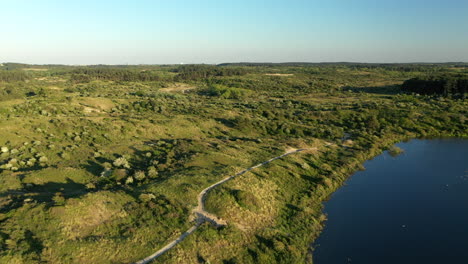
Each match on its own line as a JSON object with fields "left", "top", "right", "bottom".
{"left": 134, "top": 147, "right": 316, "bottom": 264}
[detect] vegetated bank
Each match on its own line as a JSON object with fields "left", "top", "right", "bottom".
{"left": 313, "top": 139, "right": 468, "bottom": 264}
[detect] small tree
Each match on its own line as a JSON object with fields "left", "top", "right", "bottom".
{"left": 147, "top": 166, "right": 158, "bottom": 178}
{"left": 125, "top": 176, "right": 134, "bottom": 185}
{"left": 113, "top": 157, "right": 130, "bottom": 168}
{"left": 53, "top": 192, "right": 66, "bottom": 206}
{"left": 134, "top": 171, "right": 146, "bottom": 181}
{"left": 112, "top": 169, "right": 127, "bottom": 181}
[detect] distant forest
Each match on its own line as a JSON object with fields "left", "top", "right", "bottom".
{"left": 69, "top": 68, "right": 163, "bottom": 82}
{"left": 1, "top": 63, "right": 467, "bottom": 98}
{"left": 218, "top": 62, "right": 468, "bottom": 71}
{"left": 172, "top": 65, "right": 248, "bottom": 81}
{"left": 0, "top": 71, "right": 30, "bottom": 82}
{"left": 402, "top": 75, "right": 467, "bottom": 98}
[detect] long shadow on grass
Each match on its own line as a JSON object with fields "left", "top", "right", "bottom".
{"left": 0, "top": 178, "right": 89, "bottom": 212}
{"left": 343, "top": 84, "right": 402, "bottom": 95}
{"left": 83, "top": 158, "right": 113, "bottom": 176}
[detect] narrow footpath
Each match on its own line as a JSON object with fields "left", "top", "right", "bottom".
{"left": 134, "top": 148, "right": 313, "bottom": 264}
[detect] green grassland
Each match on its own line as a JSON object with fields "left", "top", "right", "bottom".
{"left": 0, "top": 63, "right": 467, "bottom": 263}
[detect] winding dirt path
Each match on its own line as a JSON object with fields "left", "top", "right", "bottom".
{"left": 134, "top": 148, "right": 313, "bottom": 264}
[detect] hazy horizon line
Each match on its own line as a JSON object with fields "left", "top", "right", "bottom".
{"left": 2, "top": 61, "right": 468, "bottom": 67}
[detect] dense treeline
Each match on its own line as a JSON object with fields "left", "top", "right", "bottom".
{"left": 0, "top": 71, "right": 30, "bottom": 82}
{"left": 402, "top": 75, "right": 467, "bottom": 98}
{"left": 0, "top": 63, "right": 31, "bottom": 70}
{"left": 219, "top": 62, "right": 468, "bottom": 72}
{"left": 173, "top": 65, "right": 248, "bottom": 81}
{"left": 69, "top": 65, "right": 248, "bottom": 83}
{"left": 70, "top": 68, "right": 162, "bottom": 83}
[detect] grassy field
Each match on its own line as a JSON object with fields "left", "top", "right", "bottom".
{"left": 0, "top": 63, "right": 466, "bottom": 263}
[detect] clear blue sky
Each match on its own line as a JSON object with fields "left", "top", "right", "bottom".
{"left": 1, "top": 0, "right": 467, "bottom": 64}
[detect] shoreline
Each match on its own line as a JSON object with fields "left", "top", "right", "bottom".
{"left": 304, "top": 135, "right": 468, "bottom": 263}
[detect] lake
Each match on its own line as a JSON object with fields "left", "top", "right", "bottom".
{"left": 313, "top": 139, "right": 468, "bottom": 264}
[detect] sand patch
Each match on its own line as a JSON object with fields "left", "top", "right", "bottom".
{"left": 23, "top": 68, "right": 48, "bottom": 71}
{"left": 264, "top": 73, "right": 294, "bottom": 76}
{"left": 159, "top": 83, "right": 196, "bottom": 93}
{"left": 78, "top": 97, "right": 115, "bottom": 111}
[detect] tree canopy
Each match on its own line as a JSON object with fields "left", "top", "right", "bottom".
{"left": 402, "top": 74, "right": 467, "bottom": 98}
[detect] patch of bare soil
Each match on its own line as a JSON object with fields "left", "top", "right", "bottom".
{"left": 264, "top": 73, "right": 294, "bottom": 76}
{"left": 23, "top": 68, "right": 48, "bottom": 71}
{"left": 159, "top": 83, "right": 196, "bottom": 93}
{"left": 83, "top": 106, "right": 102, "bottom": 113}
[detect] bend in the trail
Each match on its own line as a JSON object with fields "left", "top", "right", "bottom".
{"left": 134, "top": 147, "right": 315, "bottom": 264}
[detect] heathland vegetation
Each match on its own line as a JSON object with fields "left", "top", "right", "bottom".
{"left": 0, "top": 62, "right": 466, "bottom": 263}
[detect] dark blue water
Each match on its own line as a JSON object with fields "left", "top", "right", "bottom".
{"left": 313, "top": 139, "right": 468, "bottom": 264}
